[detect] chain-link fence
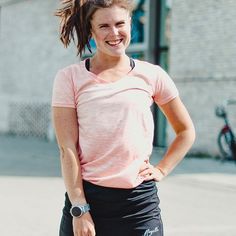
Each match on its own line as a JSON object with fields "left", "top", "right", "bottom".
{"left": 8, "top": 101, "right": 53, "bottom": 139}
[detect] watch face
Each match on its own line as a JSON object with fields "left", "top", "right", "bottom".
{"left": 71, "top": 206, "right": 82, "bottom": 217}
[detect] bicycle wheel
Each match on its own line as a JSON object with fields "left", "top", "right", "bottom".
{"left": 217, "top": 130, "right": 234, "bottom": 161}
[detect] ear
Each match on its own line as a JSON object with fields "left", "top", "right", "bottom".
{"left": 129, "top": 16, "right": 132, "bottom": 25}
{"left": 91, "top": 30, "right": 94, "bottom": 39}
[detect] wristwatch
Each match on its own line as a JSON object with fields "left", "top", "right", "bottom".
{"left": 70, "top": 203, "right": 90, "bottom": 218}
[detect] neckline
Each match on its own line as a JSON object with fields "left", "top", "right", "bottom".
{"left": 85, "top": 57, "right": 135, "bottom": 71}
{"left": 83, "top": 58, "right": 136, "bottom": 84}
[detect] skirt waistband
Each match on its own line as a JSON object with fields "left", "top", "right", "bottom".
{"left": 82, "top": 180, "right": 157, "bottom": 202}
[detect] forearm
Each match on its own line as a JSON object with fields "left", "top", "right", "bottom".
{"left": 156, "top": 128, "right": 195, "bottom": 176}
{"left": 60, "top": 146, "right": 87, "bottom": 205}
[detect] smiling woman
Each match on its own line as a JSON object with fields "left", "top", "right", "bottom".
{"left": 90, "top": 5, "right": 131, "bottom": 58}
{"left": 53, "top": 1, "right": 195, "bottom": 236}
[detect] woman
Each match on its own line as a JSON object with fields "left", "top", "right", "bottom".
{"left": 52, "top": 1, "right": 195, "bottom": 236}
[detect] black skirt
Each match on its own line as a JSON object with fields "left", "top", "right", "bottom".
{"left": 59, "top": 180, "right": 163, "bottom": 236}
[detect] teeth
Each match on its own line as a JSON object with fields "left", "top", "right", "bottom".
{"left": 107, "top": 39, "right": 122, "bottom": 45}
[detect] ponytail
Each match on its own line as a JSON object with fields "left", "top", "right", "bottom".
{"left": 55, "top": 0, "right": 134, "bottom": 57}
{"left": 55, "top": 0, "right": 92, "bottom": 57}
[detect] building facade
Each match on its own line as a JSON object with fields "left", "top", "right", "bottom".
{"left": 169, "top": 0, "right": 236, "bottom": 155}
{"left": 0, "top": 0, "right": 77, "bottom": 138}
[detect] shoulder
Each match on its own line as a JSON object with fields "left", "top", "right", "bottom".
{"left": 132, "top": 59, "right": 168, "bottom": 87}
{"left": 56, "top": 61, "right": 85, "bottom": 79}
{"left": 133, "top": 59, "right": 159, "bottom": 71}
{"left": 133, "top": 59, "right": 165, "bottom": 79}
{"left": 132, "top": 59, "right": 178, "bottom": 102}
{"left": 54, "top": 61, "right": 89, "bottom": 90}
{"left": 52, "top": 61, "right": 87, "bottom": 107}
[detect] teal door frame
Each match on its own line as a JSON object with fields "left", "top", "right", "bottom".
{"left": 152, "top": 0, "right": 170, "bottom": 147}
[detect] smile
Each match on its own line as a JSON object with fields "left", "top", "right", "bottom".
{"left": 106, "top": 39, "right": 123, "bottom": 46}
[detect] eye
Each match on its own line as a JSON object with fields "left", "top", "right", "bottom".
{"left": 99, "top": 24, "right": 108, "bottom": 29}
{"left": 117, "top": 21, "right": 125, "bottom": 27}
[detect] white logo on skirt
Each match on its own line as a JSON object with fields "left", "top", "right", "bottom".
{"left": 144, "top": 227, "right": 159, "bottom": 236}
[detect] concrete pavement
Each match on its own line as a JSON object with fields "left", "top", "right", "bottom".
{"left": 0, "top": 134, "right": 236, "bottom": 236}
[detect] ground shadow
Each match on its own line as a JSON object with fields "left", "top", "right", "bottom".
{"left": 0, "top": 134, "right": 61, "bottom": 177}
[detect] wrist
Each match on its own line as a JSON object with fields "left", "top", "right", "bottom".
{"left": 71, "top": 197, "right": 87, "bottom": 206}
{"left": 68, "top": 192, "right": 87, "bottom": 206}
{"left": 70, "top": 203, "right": 90, "bottom": 218}
{"left": 156, "top": 166, "right": 168, "bottom": 176}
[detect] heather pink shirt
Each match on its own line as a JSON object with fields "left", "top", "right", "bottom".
{"left": 52, "top": 59, "right": 179, "bottom": 188}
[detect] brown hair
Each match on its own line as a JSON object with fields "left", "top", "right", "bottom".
{"left": 55, "top": 0, "right": 134, "bottom": 57}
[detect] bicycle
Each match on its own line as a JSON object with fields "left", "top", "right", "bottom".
{"left": 215, "top": 99, "right": 236, "bottom": 162}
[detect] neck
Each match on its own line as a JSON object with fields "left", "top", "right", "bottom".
{"left": 91, "top": 53, "right": 130, "bottom": 70}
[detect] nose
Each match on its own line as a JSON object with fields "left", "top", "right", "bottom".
{"left": 110, "top": 26, "right": 119, "bottom": 35}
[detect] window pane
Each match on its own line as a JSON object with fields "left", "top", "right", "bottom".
{"left": 131, "top": 0, "right": 147, "bottom": 44}
{"left": 128, "top": 51, "right": 145, "bottom": 60}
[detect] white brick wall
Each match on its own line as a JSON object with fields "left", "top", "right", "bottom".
{"left": 170, "top": 0, "right": 236, "bottom": 80}
{"left": 169, "top": 0, "right": 236, "bottom": 155}
{"left": 0, "top": 0, "right": 77, "bottom": 136}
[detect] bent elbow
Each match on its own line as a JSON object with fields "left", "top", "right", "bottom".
{"left": 58, "top": 146, "right": 65, "bottom": 159}
{"left": 57, "top": 142, "right": 77, "bottom": 160}
{"left": 188, "top": 125, "right": 196, "bottom": 146}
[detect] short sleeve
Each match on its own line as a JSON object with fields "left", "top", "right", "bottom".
{"left": 52, "top": 69, "right": 76, "bottom": 108}
{"left": 153, "top": 66, "right": 179, "bottom": 105}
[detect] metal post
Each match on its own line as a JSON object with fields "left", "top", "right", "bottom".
{"left": 153, "top": 0, "right": 170, "bottom": 147}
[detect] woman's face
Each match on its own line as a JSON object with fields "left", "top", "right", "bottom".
{"left": 90, "top": 5, "right": 131, "bottom": 58}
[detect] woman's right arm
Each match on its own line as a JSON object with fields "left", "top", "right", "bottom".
{"left": 52, "top": 107, "right": 95, "bottom": 236}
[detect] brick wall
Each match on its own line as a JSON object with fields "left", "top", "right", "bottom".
{"left": 169, "top": 0, "right": 236, "bottom": 155}
{"left": 0, "top": 0, "right": 77, "bottom": 137}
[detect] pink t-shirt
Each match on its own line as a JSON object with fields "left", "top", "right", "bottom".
{"left": 52, "top": 59, "right": 179, "bottom": 188}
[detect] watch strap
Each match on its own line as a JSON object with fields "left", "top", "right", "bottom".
{"left": 81, "top": 203, "right": 90, "bottom": 213}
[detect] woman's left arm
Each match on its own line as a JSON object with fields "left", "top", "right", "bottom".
{"left": 139, "top": 96, "right": 195, "bottom": 181}
{"left": 156, "top": 96, "right": 196, "bottom": 176}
